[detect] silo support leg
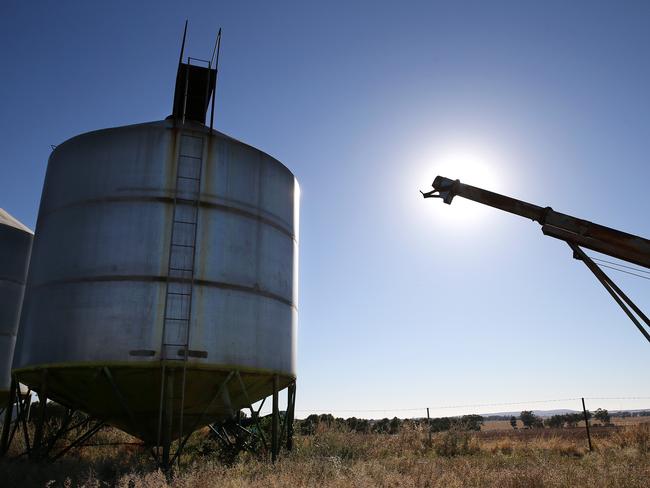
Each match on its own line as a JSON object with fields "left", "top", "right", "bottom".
{"left": 235, "top": 371, "right": 267, "bottom": 450}
{"left": 16, "top": 385, "right": 32, "bottom": 453}
{"left": 280, "top": 381, "right": 296, "bottom": 451}
{"left": 278, "top": 380, "right": 296, "bottom": 453}
{"left": 32, "top": 372, "right": 49, "bottom": 459}
{"left": 154, "top": 364, "right": 166, "bottom": 465}
{"left": 170, "top": 371, "right": 234, "bottom": 467}
{"left": 279, "top": 391, "right": 289, "bottom": 449}
{"left": 286, "top": 381, "right": 296, "bottom": 452}
{"left": 271, "top": 375, "right": 279, "bottom": 463}
{"left": 0, "top": 377, "right": 17, "bottom": 455}
{"left": 161, "top": 370, "right": 175, "bottom": 471}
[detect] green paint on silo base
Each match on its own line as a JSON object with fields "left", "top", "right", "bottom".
{"left": 14, "top": 362, "right": 294, "bottom": 444}
{"left": 0, "top": 390, "right": 9, "bottom": 408}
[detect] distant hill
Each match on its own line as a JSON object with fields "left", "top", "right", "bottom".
{"left": 483, "top": 409, "right": 578, "bottom": 418}
{"left": 482, "top": 408, "right": 650, "bottom": 419}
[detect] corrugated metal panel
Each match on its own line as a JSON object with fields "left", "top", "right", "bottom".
{"left": 14, "top": 120, "right": 299, "bottom": 441}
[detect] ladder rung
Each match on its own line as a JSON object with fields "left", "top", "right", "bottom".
{"left": 174, "top": 198, "right": 199, "bottom": 205}
{"left": 160, "top": 148, "right": 202, "bottom": 378}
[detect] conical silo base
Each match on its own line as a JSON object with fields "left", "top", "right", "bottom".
{"left": 14, "top": 364, "right": 294, "bottom": 444}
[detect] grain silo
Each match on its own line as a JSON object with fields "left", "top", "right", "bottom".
{"left": 0, "top": 210, "right": 33, "bottom": 406}
{"left": 12, "top": 28, "right": 298, "bottom": 465}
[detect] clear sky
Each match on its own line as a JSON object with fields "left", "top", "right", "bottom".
{"left": 2, "top": 1, "right": 649, "bottom": 418}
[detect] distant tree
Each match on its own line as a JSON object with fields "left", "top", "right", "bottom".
{"left": 520, "top": 411, "right": 539, "bottom": 429}
{"left": 389, "top": 417, "right": 401, "bottom": 434}
{"left": 564, "top": 413, "right": 582, "bottom": 428}
{"left": 318, "top": 413, "right": 335, "bottom": 426}
{"left": 426, "top": 415, "right": 484, "bottom": 433}
{"left": 299, "top": 414, "right": 320, "bottom": 435}
{"left": 545, "top": 415, "right": 565, "bottom": 429}
{"left": 594, "top": 408, "right": 610, "bottom": 425}
{"left": 429, "top": 417, "right": 452, "bottom": 433}
{"left": 373, "top": 418, "right": 391, "bottom": 434}
{"left": 456, "top": 415, "right": 484, "bottom": 431}
{"left": 346, "top": 417, "right": 371, "bottom": 433}
{"left": 345, "top": 417, "right": 359, "bottom": 432}
{"left": 510, "top": 416, "right": 518, "bottom": 429}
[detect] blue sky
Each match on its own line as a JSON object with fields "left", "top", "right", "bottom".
{"left": 2, "top": 1, "right": 649, "bottom": 418}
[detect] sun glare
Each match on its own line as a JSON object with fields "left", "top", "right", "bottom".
{"left": 429, "top": 148, "right": 500, "bottom": 191}
{"left": 409, "top": 142, "right": 510, "bottom": 230}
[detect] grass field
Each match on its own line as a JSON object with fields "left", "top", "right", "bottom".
{"left": 1, "top": 420, "right": 649, "bottom": 487}
{"left": 481, "top": 416, "right": 650, "bottom": 431}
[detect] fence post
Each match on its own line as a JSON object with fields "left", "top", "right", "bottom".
{"left": 426, "top": 408, "right": 432, "bottom": 446}
{"left": 581, "top": 397, "right": 592, "bottom": 452}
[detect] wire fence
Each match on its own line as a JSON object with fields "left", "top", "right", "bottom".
{"left": 294, "top": 396, "right": 650, "bottom": 418}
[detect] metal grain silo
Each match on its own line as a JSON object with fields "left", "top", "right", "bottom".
{"left": 0, "top": 210, "right": 32, "bottom": 406}
{"left": 13, "top": 34, "right": 298, "bottom": 463}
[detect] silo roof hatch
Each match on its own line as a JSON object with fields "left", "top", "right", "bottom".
{"left": 172, "top": 61, "right": 216, "bottom": 124}
{"left": 171, "top": 22, "right": 221, "bottom": 126}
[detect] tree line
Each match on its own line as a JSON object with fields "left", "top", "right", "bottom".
{"left": 296, "top": 413, "right": 484, "bottom": 435}
{"left": 295, "top": 407, "right": 617, "bottom": 435}
{"left": 513, "top": 408, "right": 611, "bottom": 429}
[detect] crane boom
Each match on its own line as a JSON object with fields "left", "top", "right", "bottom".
{"left": 422, "top": 175, "right": 650, "bottom": 343}
{"left": 422, "top": 176, "right": 650, "bottom": 269}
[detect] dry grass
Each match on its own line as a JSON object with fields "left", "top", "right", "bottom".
{"left": 481, "top": 417, "right": 650, "bottom": 431}
{"left": 610, "top": 416, "right": 650, "bottom": 426}
{"left": 1, "top": 423, "right": 649, "bottom": 487}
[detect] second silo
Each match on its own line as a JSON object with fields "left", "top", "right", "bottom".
{"left": 0, "top": 209, "right": 32, "bottom": 406}
{"left": 13, "top": 46, "right": 299, "bottom": 458}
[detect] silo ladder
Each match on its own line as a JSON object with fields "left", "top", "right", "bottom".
{"left": 158, "top": 132, "right": 205, "bottom": 465}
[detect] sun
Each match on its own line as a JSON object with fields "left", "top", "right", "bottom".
{"left": 424, "top": 146, "right": 501, "bottom": 194}
{"left": 407, "top": 142, "right": 511, "bottom": 231}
